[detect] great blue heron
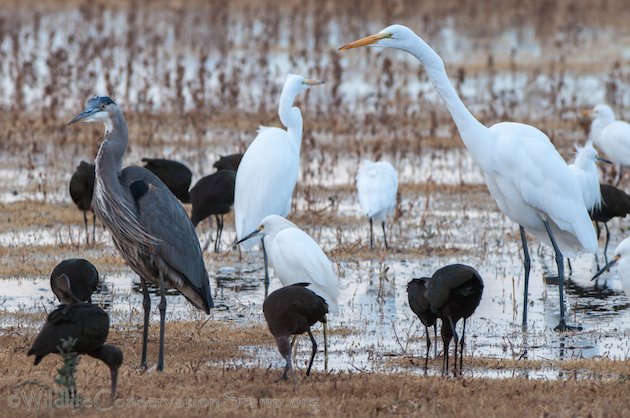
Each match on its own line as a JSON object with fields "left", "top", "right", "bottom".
{"left": 412, "top": 264, "right": 484, "bottom": 376}
{"left": 50, "top": 258, "right": 99, "bottom": 304}
{"left": 263, "top": 283, "right": 328, "bottom": 382}
{"left": 69, "top": 161, "right": 96, "bottom": 244}
{"left": 68, "top": 96, "right": 213, "bottom": 371}
{"left": 190, "top": 169, "right": 236, "bottom": 253}
{"left": 213, "top": 153, "right": 243, "bottom": 172}
{"left": 28, "top": 303, "right": 123, "bottom": 401}
{"left": 142, "top": 157, "right": 193, "bottom": 203}
{"left": 356, "top": 160, "right": 398, "bottom": 249}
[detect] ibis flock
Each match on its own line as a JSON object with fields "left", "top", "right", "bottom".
{"left": 25, "top": 24, "right": 630, "bottom": 397}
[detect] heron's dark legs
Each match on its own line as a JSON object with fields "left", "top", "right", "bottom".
{"left": 382, "top": 221, "right": 389, "bottom": 249}
{"left": 543, "top": 220, "right": 569, "bottom": 332}
{"left": 83, "top": 211, "right": 89, "bottom": 244}
{"left": 604, "top": 222, "right": 611, "bottom": 264}
{"left": 262, "top": 238, "right": 270, "bottom": 297}
{"left": 140, "top": 279, "right": 151, "bottom": 369}
{"left": 459, "top": 318, "right": 467, "bottom": 373}
{"left": 157, "top": 271, "right": 167, "bottom": 371}
{"left": 369, "top": 217, "right": 374, "bottom": 249}
{"left": 306, "top": 329, "right": 318, "bottom": 376}
{"left": 424, "top": 326, "right": 431, "bottom": 374}
{"left": 519, "top": 225, "right": 531, "bottom": 330}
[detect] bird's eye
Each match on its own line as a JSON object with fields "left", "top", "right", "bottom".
{"left": 100, "top": 104, "right": 106, "bottom": 110}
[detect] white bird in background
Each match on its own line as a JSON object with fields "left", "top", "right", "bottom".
{"left": 356, "top": 160, "right": 398, "bottom": 249}
{"left": 237, "top": 214, "right": 339, "bottom": 370}
{"left": 568, "top": 140, "right": 604, "bottom": 212}
{"left": 592, "top": 236, "right": 630, "bottom": 298}
{"left": 340, "top": 24, "right": 597, "bottom": 331}
{"left": 585, "top": 104, "right": 630, "bottom": 186}
{"left": 234, "top": 74, "right": 324, "bottom": 287}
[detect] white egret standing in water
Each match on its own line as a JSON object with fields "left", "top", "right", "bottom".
{"left": 340, "top": 24, "right": 597, "bottom": 331}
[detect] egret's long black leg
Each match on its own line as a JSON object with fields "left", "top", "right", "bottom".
{"left": 92, "top": 212, "right": 96, "bottom": 243}
{"left": 567, "top": 258, "right": 573, "bottom": 276}
{"left": 519, "top": 225, "right": 531, "bottom": 330}
{"left": 306, "top": 329, "right": 318, "bottom": 376}
{"left": 382, "top": 221, "right": 389, "bottom": 249}
{"left": 262, "top": 238, "right": 270, "bottom": 297}
{"left": 140, "top": 278, "right": 151, "bottom": 369}
{"left": 157, "top": 271, "right": 167, "bottom": 371}
{"left": 424, "top": 326, "right": 431, "bottom": 374}
{"left": 604, "top": 223, "right": 611, "bottom": 264}
{"left": 369, "top": 218, "right": 374, "bottom": 249}
{"left": 323, "top": 321, "right": 329, "bottom": 373}
{"left": 433, "top": 324, "right": 437, "bottom": 358}
{"left": 543, "top": 220, "right": 568, "bottom": 332}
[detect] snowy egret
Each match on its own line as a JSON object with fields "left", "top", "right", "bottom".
{"left": 409, "top": 264, "right": 483, "bottom": 376}
{"left": 28, "top": 303, "right": 123, "bottom": 401}
{"left": 585, "top": 104, "right": 630, "bottom": 185}
{"left": 234, "top": 74, "right": 323, "bottom": 285}
{"left": 356, "top": 160, "right": 398, "bottom": 249}
{"left": 189, "top": 169, "right": 236, "bottom": 253}
{"left": 213, "top": 153, "right": 243, "bottom": 172}
{"left": 592, "top": 237, "right": 630, "bottom": 297}
{"left": 340, "top": 24, "right": 597, "bottom": 331}
{"left": 263, "top": 283, "right": 328, "bottom": 382}
{"left": 237, "top": 214, "right": 338, "bottom": 369}
{"left": 406, "top": 278, "right": 437, "bottom": 373}
{"left": 69, "top": 161, "right": 96, "bottom": 244}
{"left": 142, "top": 158, "right": 193, "bottom": 203}
{"left": 50, "top": 258, "right": 99, "bottom": 304}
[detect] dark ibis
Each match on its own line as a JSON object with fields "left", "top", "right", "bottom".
{"left": 69, "top": 161, "right": 96, "bottom": 244}
{"left": 142, "top": 157, "right": 193, "bottom": 203}
{"left": 407, "top": 278, "right": 438, "bottom": 373}
{"left": 50, "top": 258, "right": 99, "bottom": 304}
{"left": 213, "top": 153, "right": 243, "bottom": 172}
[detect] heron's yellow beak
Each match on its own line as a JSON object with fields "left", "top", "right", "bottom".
{"left": 580, "top": 109, "right": 593, "bottom": 117}
{"left": 339, "top": 32, "right": 390, "bottom": 51}
{"left": 303, "top": 79, "right": 325, "bottom": 86}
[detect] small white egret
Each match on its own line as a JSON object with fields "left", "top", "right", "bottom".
{"left": 592, "top": 237, "right": 630, "bottom": 297}
{"left": 585, "top": 104, "right": 630, "bottom": 185}
{"left": 340, "top": 24, "right": 597, "bottom": 331}
{"left": 234, "top": 74, "right": 324, "bottom": 287}
{"left": 237, "top": 214, "right": 339, "bottom": 370}
{"left": 356, "top": 160, "right": 398, "bottom": 249}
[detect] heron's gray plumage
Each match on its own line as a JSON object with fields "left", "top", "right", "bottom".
{"left": 70, "top": 96, "right": 212, "bottom": 371}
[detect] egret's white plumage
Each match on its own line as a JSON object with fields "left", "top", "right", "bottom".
{"left": 245, "top": 215, "right": 339, "bottom": 313}
{"left": 234, "top": 74, "right": 323, "bottom": 251}
{"left": 593, "top": 237, "right": 630, "bottom": 297}
{"left": 588, "top": 104, "right": 630, "bottom": 184}
{"left": 340, "top": 24, "right": 596, "bottom": 330}
{"left": 356, "top": 160, "right": 398, "bottom": 248}
{"left": 568, "top": 140, "right": 602, "bottom": 212}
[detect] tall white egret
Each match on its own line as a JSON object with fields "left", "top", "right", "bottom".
{"left": 585, "top": 104, "right": 630, "bottom": 185}
{"left": 238, "top": 214, "right": 339, "bottom": 370}
{"left": 592, "top": 237, "right": 630, "bottom": 298}
{"left": 340, "top": 24, "right": 597, "bottom": 331}
{"left": 234, "top": 74, "right": 323, "bottom": 287}
{"left": 356, "top": 160, "right": 398, "bottom": 249}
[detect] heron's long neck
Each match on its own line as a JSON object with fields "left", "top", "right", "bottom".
{"left": 95, "top": 110, "right": 128, "bottom": 181}
{"left": 278, "top": 90, "right": 303, "bottom": 154}
{"left": 402, "top": 35, "right": 489, "bottom": 164}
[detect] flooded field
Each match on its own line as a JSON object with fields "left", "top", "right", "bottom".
{"left": 2, "top": 0, "right": 630, "bottom": 415}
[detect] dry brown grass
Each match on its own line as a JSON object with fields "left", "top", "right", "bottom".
{"left": 1, "top": 320, "right": 630, "bottom": 417}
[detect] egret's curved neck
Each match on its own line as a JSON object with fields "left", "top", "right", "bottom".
{"left": 400, "top": 35, "right": 489, "bottom": 163}
{"left": 278, "top": 88, "right": 303, "bottom": 154}
{"left": 95, "top": 108, "right": 128, "bottom": 182}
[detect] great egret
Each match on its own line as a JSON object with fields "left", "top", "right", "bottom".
{"left": 263, "top": 283, "right": 328, "bottom": 382}
{"left": 234, "top": 74, "right": 323, "bottom": 287}
{"left": 340, "top": 24, "right": 597, "bottom": 331}
{"left": 592, "top": 237, "right": 630, "bottom": 297}
{"left": 238, "top": 214, "right": 339, "bottom": 370}
{"left": 585, "top": 104, "right": 630, "bottom": 186}
{"left": 356, "top": 160, "right": 398, "bottom": 249}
